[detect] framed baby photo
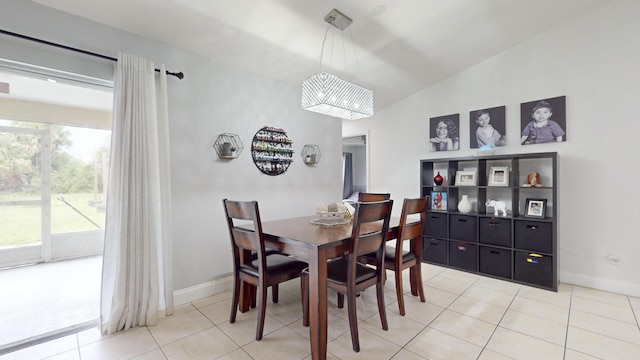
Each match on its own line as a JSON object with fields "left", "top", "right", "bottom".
{"left": 469, "top": 106, "right": 506, "bottom": 149}
{"left": 524, "top": 198, "right": 547, "bottom": 218}
{"left": 430, "top": 191, "right": 447, "bottom": 211}
{"left": 520, "top": 95, "right": 567, "bottom": 145}
{"left": 488, "top": 166, "right": 509, "bottom": 186}
{"left": 455, "top": 170, "right": 477, "bottom": 186}
{"left": 429, "top": 114, "right": 460, "bottom": 152}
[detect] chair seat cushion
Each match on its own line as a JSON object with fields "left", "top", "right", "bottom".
{"left": 241, "top": 254, "right": 307, "bottom": 277}
{"left": 325, "top": 258, "right": 376, "bottom": 284}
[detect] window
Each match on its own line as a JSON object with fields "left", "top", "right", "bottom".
{"left": 0, "top": 64, "right": 113, "bottom": 266}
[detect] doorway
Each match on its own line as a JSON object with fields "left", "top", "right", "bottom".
{"left": 342, "top": 135, "right": 367, "bottom": 200}
{"left": 0, "top": 64, "right": 112, "bottom": 352}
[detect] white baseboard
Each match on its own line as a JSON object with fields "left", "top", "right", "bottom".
{"left": 173, "top": 276, "right": 233, "bottom": 306}
{"left": 560, "top": 271, "right": 640, "bottom": 297}
{"left": 172, "top": 273, "right": 639, "bottom": 307}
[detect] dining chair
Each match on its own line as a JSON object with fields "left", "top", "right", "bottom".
{"left": 357, "top": 192, "right": 391, "bottom": 202}
{"left": 223, "top": 199, "right": 308, "bottom": 341}
{"left": 358, "top": 197, "right": 429, "bottom": 316}
{"left": 301, "top": 199, "right": 393, "bottom": 352}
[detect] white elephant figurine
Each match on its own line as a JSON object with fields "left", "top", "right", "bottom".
{"left": 485, "top": 199, "right": 508, "bottom": 216}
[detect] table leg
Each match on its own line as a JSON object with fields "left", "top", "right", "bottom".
{"left": 308, "top": 248, "right": 328, "bottom": 360}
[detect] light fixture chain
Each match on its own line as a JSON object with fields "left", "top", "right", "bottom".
{"left": 329, "top": 27, "right": 336, "bottom": 71}
{"left": 341, "top": 29, "right": 347, "bottom": 75}
{"left": 319, "top": 25, "right": 332, "bottom": 72}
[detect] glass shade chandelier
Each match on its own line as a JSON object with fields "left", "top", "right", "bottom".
{"left": 302, "top": 9, "right": 374, "bottom": 120}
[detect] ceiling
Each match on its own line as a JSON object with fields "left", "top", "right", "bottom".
{"left": 33, "top": 0, "right": 608, "bottom": 112}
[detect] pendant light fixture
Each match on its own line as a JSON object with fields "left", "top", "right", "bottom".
{"left": 301, "top": 9, "right": 374, "bottom": 120}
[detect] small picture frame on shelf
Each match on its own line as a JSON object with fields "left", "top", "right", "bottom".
{"left": 488, "top": 166, "right": 510, "bottom": 186}
{"left": 455, "top": 170, "right": 477, "bottom": 186}
{"left": 431, "top": 191, "right": 447, "bottom": 211}
{"left": 524, "top": 198, "right": 547, "bottom": 218}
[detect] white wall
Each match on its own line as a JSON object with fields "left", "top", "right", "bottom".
{"left": 344, "top": 0, "right": 640, "bottom": 297}
{"left": 2, "top": 0, "right": 343, "bottom": 293}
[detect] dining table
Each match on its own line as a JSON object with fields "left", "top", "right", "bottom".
{"left": 240, "top": 215, "right": 405, "bottom": 360}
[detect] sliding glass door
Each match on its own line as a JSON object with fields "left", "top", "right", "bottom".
{"left": 0, "top": 64, "right": 112, "bottom": 350}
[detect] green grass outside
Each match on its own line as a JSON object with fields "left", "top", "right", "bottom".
{"left": 0, "top": 192, "right": 106, "bottom": 248}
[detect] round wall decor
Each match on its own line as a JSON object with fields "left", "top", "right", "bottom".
{"left": 251, "top": 126, "right": 294, "bottom": 176}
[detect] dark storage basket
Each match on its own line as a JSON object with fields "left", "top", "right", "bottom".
{"left": 479, "top": 217, "right": 511, "bottom": 247}
{"left": 479, "top": 246, "right": 512, "bottom": 279}
{"left": 514, "top": 251, "right": 553, "bottom": 288}
{"left": 449, "top": 215, "right": 477, "bottom": 242}
{"left": 424, "top": 213, "right": 447, "bottom": 238}
{"left": 449, "top": 241, "right": 477, "bottom": 271}
{"left": 514, "top": 220, "right": 552, "bottom": 253}
{"left": 423, "top": 238, "right": 447, "bottom": 265}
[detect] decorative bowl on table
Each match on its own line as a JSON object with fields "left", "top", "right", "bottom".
{"left": 316, "top": 210, "right": 347, "bottom": 222}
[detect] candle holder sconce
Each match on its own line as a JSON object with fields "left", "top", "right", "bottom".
{"left": 301, "top": 144, "right": 321, "bottom": 165}
{"left": 214, "top": 133, "right": 244, "bottom": 159}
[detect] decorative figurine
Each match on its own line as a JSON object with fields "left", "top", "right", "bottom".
{"left": 485, "top": 199, "right": 508, "bottom": 216}
{"left": 523, "top": 172, "right": 544, "bottom": 187}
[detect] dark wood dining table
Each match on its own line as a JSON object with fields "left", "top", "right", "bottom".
{"left": 240, "top": 215, "right": 403, "bottom": 360}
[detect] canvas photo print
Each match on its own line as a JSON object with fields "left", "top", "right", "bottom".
{"left": 469, "top": 106, "right": 506, "bottom": 149}
{"left": 431, "top": 191, "right": 447, "bottom": 211}
{"left": 429, "top": 114, "right": 460, "bottom": 152}
{"left": 520, "top": 96, "right": 566, "bottom": 145}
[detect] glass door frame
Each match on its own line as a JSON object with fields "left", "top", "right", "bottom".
{"left": 0, "top": 124, "right": 51, "bottom": 267}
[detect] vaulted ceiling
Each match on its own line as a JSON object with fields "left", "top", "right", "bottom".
{"left": 33, "top": 0, "right": 609, "bottom": 111}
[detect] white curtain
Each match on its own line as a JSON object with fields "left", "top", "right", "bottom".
{"left": 100, "top": 53, "right": 173, "bottom": 334}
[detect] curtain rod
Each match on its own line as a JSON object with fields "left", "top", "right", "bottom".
{"left": 0, "top": 29, "right": 184, "bottom": 80}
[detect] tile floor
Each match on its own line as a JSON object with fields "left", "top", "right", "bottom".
{"left": 1, "top": 263, "right": 639, "bottom": 360}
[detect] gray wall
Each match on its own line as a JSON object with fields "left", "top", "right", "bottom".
{"left": 2, "top": 0, "right": 343, "bottom": 294}
{"left": 344, "top": 0, "right": 640, "bottom": 296}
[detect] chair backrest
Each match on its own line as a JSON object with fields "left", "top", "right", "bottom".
{"left": 222, "top": 199, "right": 267, "bottom": 269}
{"left": 395, "top": 196, "right": 429, "bottom": 252}
{"left": 357, "top": 192, "right": 391, "bottom": 202}
{"left": 349, "top": 200, "right": 393, "bottom": 271}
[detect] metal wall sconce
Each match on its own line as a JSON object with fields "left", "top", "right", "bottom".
{"left": 213, "top": 133, "right": 244, "bottom": 159}
{"left": 301, "top": 144, "right": 321, "bottom": 165}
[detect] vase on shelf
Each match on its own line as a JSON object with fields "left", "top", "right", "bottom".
{"left": 434, "top": 172, "right": 444, "bottom": 186}
{"left": 457, "top": 195, "right": 472, "bottom": 213}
